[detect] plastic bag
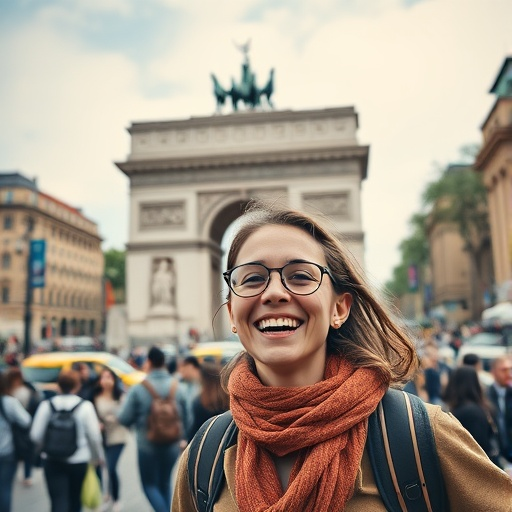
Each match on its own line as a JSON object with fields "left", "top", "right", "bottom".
{"left": 81, "top": 464, "right": 102, "bottom": 509}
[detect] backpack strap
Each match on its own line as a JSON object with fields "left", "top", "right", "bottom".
{"left": 48, "top": 398, "right": 83, "bottom": 413}
{"left": 367, "top": 388, "right": 448, "bottom": 512}
{"left": 0, "top": 396, "right": 10, "bottom": 423}
{"left": 187, "top": 410, "right": 237, "bottom": 512}
{"left": 142, "top": 379, "right": 177, "bottom": 401}
{"left": 142, "top": 380, "right": 159, "bottom": 400}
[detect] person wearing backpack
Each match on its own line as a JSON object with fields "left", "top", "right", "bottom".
{"left": 30, "top": 369, "right": 104, "bottom": 512}
{"left": 172, "top": 202, "right": 512, "bottom": 512}
{"left": 0, "top": 370, "right": 32, "bottom": 512}
{"left": 118, "top": 346, "right": 187, "bottom": 512}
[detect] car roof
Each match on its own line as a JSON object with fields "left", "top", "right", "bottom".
{"left": 22, "top": 351, "right": 112, "bottom": 366}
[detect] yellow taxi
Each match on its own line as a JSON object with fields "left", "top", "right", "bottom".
{"left": 190, "top": 341, "right": 244, "bottom": 366}
{"left": 21, "top": 351, "right": 146, "bottom": 396}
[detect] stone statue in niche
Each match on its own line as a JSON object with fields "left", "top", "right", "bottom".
{"left": 149, "top": 257, "right": 177, "bottom": 315}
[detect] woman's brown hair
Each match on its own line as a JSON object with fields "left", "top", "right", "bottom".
{"left": 222, "top": 200, "right": 418, "bottom": 386}
{"left": 200, "top": 362, "right": 230, "bottom": 412}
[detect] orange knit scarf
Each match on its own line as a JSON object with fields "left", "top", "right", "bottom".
{"left": 228, "top": 355, "right": 388, "bottom": 512}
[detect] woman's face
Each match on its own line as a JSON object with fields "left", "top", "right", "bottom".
{"left": 227, "top": 224, "right": 352, "bottom": 386}
{"left": 99, "top": 370, "right": 115, "bottom": 390}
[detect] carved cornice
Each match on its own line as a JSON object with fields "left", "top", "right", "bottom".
{"left": 116, "top": 145, "right": 369, "bottom": 182}
{"left": 126, "top": 240, "right": 223, "bottom": 257}
{"left": 127, "top": 107, "right": 358, "bottom": 133}
{"left": 475, "top": 126, "right": 512, "bottom": 170}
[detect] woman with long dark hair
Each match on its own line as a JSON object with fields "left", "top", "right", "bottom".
{"left": 93, "top": 367, "right": 129, "bottom": 512}
{"left": 187, "top": 362, "right": 230, "bottom": 441}
{"left": 0, "top": 370, "right": 31, "bottom": 512}
{"left": 444, "top": 365, "right": 501, "bottom": 467}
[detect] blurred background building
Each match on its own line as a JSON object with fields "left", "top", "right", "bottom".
{"left": 0, "top": 171, "right": 104, "bottom": 348}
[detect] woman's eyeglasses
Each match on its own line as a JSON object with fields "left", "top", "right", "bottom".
{"left": 223, "top": 261, "right": 334, "bottom": 298}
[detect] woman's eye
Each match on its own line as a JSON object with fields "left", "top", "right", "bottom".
{"left": 241, "top": 274, "right": 266, "bottom": 286}
{"left": 288, "top": 271, "right": 315, "bottom": 282}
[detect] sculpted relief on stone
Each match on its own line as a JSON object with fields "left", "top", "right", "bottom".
{"left": 139, "top": 202, "right": 186, "bottom": 230}
{"left": 149, "top": 257, "right": 177, "bottom": 316}
{"left": 302, "top": 192, "right": 351, "bottom": 219}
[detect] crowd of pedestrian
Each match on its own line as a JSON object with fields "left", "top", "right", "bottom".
{"left": 0, "top": 344, "right": 229, "bottom": 512}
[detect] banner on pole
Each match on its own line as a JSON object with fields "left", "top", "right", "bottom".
{"left": 29, "top": 239, "right": 46, "bottom": 288}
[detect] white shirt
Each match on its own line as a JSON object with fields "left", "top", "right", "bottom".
{"left": 30, "top": 394, "right": 104, "bottom": 464}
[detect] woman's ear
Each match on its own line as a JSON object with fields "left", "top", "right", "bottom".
{"left": 331, "top": 292, "right": 352, "bottom": 327}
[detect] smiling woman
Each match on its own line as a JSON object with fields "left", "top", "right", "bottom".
{"left": 172, "top": 201, "right": 512, "bottom": 512}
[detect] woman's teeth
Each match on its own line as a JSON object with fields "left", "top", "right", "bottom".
{"left": 256, "top": 318, "right": 301, "bottom": 332}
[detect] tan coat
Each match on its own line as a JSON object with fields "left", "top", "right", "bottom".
{"left": 172, "top": 403, "right": 512, "bottom": 511}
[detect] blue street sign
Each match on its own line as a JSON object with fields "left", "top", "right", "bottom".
{"left": 29, "top": 239, "right": 46, "bottom": 288}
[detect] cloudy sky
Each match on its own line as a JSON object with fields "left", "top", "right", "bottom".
{"left": 1, "top": 0, "right": 511, "bottom": 287}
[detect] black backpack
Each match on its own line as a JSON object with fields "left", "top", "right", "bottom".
{"left": 43, "top": 399, "right": 83, "bottom": 459}
{"left": 187, "top": 388, "right": 449, "bottom": 512}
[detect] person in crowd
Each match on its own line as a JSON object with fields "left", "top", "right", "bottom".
{"left": 93, "top": 367, "right": 130, "bottom": 512}
{"left": 178, "top": 355, "right": 202, "bottom": 435}
{"left": 0, "top": 370, "right": 32, "bottom": 512}
{"left": 30, "top": 369, "right": 104, "bottom": 512}
{"left": 462, "top": 352, "right": 494, "bottom": 388}
{"left": 444, "top": 365, "right": 501, "bottom": 467}
{"left": 170, "top": 202, "right": 512, "bottom": 511}
{"left": 71, "top": 362, "right": 97, "bottom": 401}
{"left": 422, "top": 343, "right": 451, "bottom": 408}
{"left": 118, "top": 346, "right": 186, "bottom": 512}
{"left": 5, "top": 366, "right": 43, "bottom": 486}
{"left": 488, "top": 355, "right": 512, "bottom": 464}
{"left": 187, "top": 362, "right": 230, "bottom": 441}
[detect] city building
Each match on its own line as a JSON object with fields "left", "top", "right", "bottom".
{"left": 0, "top": 172, "right": 104, "bottom": 348}
{"left": 475, "top": 55, "right": 512, "bottom": 302}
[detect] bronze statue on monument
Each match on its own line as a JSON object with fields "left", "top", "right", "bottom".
{"left": 211, "top": 40, "right": 274, "bottom": 113}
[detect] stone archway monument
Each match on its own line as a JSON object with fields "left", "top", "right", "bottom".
{"left": 116, "top": 107, "right": 369, "bottom": 345}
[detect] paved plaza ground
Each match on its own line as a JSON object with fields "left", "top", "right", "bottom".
{"left": 12, "top": 434, "right": 178, "bottom": 512}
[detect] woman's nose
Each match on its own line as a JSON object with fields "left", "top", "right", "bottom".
{"left": 260, "top": 272, "right": 291, "bottom": 302}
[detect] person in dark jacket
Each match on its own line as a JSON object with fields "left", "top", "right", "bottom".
{"left": 444, "top": 366, "right": 501, "bottom": 467}
{"left": 487, "top": 355, "right": 512, "bottom": 464}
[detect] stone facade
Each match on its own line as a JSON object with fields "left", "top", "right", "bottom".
{"left": 116, "top": 107, "right": 369, "bottom": 343}
{"left": 475, "top": 56, "right": 512, "bottom": 300}
{"left": 0, "top": 172, "right": 104, "bottom": 345}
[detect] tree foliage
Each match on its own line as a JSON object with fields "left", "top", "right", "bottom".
{"left": 104, "top": 249, "right": 126, "bottom": 292}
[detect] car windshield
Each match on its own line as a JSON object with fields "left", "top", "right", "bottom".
{"left": 21, "top": 366, "right": 62, "bottom": 383}
{"left": 106, "top": 356, "right": 137, "bottom": 374}
{"left": 465, "top": 332, "right": 503, "bottom": 346}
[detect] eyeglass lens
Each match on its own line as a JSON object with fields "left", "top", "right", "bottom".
{"left": 229, "top": 262, "right": 323, "bottom": 297}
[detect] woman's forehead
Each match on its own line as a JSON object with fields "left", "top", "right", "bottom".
{"left": 235, "top": 224, "right": 325, "bottom": 263}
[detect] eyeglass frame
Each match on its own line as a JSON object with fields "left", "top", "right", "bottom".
{"left": 223, "top": 260, "right": 336, "bottom": 298}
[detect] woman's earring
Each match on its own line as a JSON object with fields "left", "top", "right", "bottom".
{"left": 231, "top": 326, "right": 237, "bottom": 334}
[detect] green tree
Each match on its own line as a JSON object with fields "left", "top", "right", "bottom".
{"left": 104, "top": 249, "right": 126, "bottom": 302}
{"left": 385, "top": 213, "right": 429, "bottom": 298}
{"left": 422, "top": 164, "right": 489, "bottom": 317}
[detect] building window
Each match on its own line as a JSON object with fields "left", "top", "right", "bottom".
{"left": 1, "top": 286, "right": 9, "bottom": 303}
{"left": 3, "top": 216, "right": 13, "bottom": 230}
{"left": 1, "top": 253, "right": 11, "bottom": 269}
{"left": 4, "top": 191, "right": 13, "bottom": 204}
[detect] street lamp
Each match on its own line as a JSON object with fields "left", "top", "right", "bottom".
{"left": 16, "top": 217, "right": 34, "bottom": 357}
